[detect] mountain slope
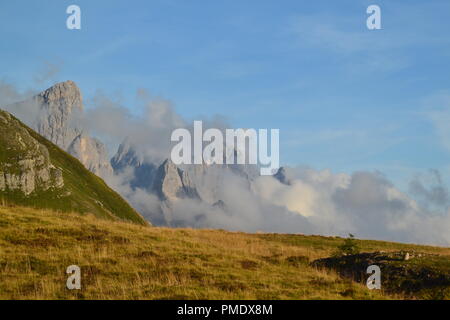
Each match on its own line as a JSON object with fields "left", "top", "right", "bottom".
{"left": 0, "top": 109, "right": 147, "bottom": 225}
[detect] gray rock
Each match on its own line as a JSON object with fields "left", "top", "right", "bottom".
{"left": 9, "top": 81, "right": 114, "bottom": 179}
{"left": 152, "top": 159, "right": 200, "bottom": 201}
{"left": 111, "top": 140, "right": 158, "bottom": 191}
{"left": 110, "top": 140, "right": 263, "bottom": 226}
{"left": 274, "top": 167, "right": 290, "bottom": 185}
{"left": 35, "top": 80, "right": 83, "bottom": 150}
{"left": 0, "top": 110, "right": 64, "bottom": 195}
{"left": 111, "top": 139, "right": 144, "bottom": 169}
{"left": 67, "top": 133, "right": 113, "bottom": 177}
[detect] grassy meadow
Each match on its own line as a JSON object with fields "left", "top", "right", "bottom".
{"left": 0, "top": 205, "right": 449, "bottom": 300}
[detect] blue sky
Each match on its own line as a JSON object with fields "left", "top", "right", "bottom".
{"left": 1, "top": 0, "right": 450, "bottom": 191}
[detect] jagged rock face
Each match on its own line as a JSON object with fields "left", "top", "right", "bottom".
{"left": 67, "top": 134, "right": 113, "bottom": 177}
{"left": 152, "top": 159, "right": 200, "bottom": 201}
{"left": 111, "top": 140, "right": 143, "bottom": 169}
{"left": 111, "top": 143, "right": 204, "bottom": 225}
{"left": 8, "top": 81, "right": 113, "bottom": 178}
{"left": 182, "top": 164, "right": 221, "bottom": 204}
{"left": 111, "top": 141, "right": 259, "bottom": 208}
{"left": 110, "top": 140, "right": 266, "bottom": 227}
{"left": 35, "top": 80, "right": 83, "bottom": 151}
{"left": 0, "top": 110, "right": 64, "bottom": 195}
{"left": 33, "top": 81, "right": 113, "bottom": 177}
{"left": 111, "top": 141, "right": 158, "bottom": 191}
{"left": 182, "top": 162, "right": 259, "bottom": 204}
{"left": 274, "top": 167, "right": 290, "bottom": 185}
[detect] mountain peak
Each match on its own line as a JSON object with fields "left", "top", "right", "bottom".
{"left": 38, "top": 80, "right": 82, "bottom": 106}
{"left": 34, "top": 80, "right": 83, "bottom": 150}
{"left": 274, "top": 167, "right": 290, "bottom": 185}
{"left": 153, "top": 159, "right": 200, "bottom": 202}
{"left": 111, "top": 139, "right": 144, "bottom": 170}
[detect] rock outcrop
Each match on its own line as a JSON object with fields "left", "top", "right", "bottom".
{"left": 312, "top": 251, "right": 450, "bottom": 298}
{"left": 67, "top": 133, "right": 113, "bottom": 178}
{"left": 274, "top": 167, "right": 290, "bottom": 185}
{"left": 34, "top": 80, "right": 83, "bottom": 150}
{"left": 152, "top": 159, "right": 200, "bottom": 201}
{"left": 8, "top": 81, "right": 113, "bottom": 178}
{"left": 0, "top": 110, "right": 64, "bottom": 195}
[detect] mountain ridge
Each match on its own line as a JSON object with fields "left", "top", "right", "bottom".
{"left": 9, "top": 80, "right": 113, "bottom": 178}
{"left": 0, "top": 108, "right": 148, "bottom": 225}
{"left": 4, "top": 80, "right": 290, "bottom": 229}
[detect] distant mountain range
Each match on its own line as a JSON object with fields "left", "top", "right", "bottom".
{"left": 2, "top": 80, "right": 285, "bottom": 227}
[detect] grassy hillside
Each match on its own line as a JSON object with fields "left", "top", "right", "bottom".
{"left": 0, "top": 110, "right": 147, "bottom": 225}
{"left": 1, "top": 205, "right": 449, "bottom": 300}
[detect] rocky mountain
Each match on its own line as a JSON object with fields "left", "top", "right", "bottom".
{"left": 9, "top": 81, "right": 113, "bottom": 177}
{"left": 0, "top": 109, "right": 147, "bottom": 225}
{"left": 5, "top": 80, "right": 263, "bottom": 227}
{"left": 34, "top": 80, "right": 83, "bottom": 150}
{"left": 152, "top": 159, "right": 200, "bottom": 201}
{"left": 274, "top": 167, "right": 290, "bottom": 185}
{"left": 111, "top": 140, "right": 158, "bottom": 192}
{"left": 67, "top": 133, "right": 113, "bottom": 178}
{"left": 111, "top": 138, "right": 261, "bottom": 225}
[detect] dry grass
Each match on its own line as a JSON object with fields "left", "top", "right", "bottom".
{"left": 0, "top": 205, "right": 448, "bottom": 300}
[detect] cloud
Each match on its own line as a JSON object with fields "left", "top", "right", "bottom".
{"left": 254, "top": 167, "right": 450, "bottom": 246}
{"left": 0, "top": 80, "right": 34, "bottom": 106}
{"left": 80, "top": 89, "right": 185, "bottom": 163}
{"left": 0, "top": 80, "right": 40, "bottom": 125}
{"left": 103, "top": 167, "right": 165, "bottom": 224}
{"left": 409, "top": 169, "right": 450, "bottom": 212}
{"left": 152, "top": 168, "right": 314, "bottom": 234}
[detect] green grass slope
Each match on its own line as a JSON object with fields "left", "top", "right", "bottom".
{"left": 0, "top": 109, "right": 147, "bottom": 225}
{"left": 0, "top": 205, "right": 449, "bottom": 300}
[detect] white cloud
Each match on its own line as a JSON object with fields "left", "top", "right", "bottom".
{"left": 255, "top": 167, "right": 450, "bottom": 246}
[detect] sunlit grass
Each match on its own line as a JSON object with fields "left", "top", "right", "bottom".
{"left": 0, "top": 205, "right": 448, "bottom": 300}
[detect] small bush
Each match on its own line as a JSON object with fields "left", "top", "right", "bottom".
{"left": 334, "top": 234, "right": 360, "bottom": 256}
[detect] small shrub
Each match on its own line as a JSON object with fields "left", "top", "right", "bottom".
{"left": 334, "top": 234, "right": 360, "bottom": 256}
